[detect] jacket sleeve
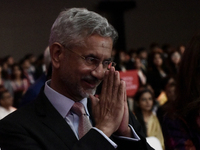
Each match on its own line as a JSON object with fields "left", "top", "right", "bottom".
{"left": 111, "top": 110, "right": 154, "bottom": 150}
{"left": 0, "top": 119, "right": 43, "bottom": 150}
{"left": 0, "top": 119, "right": 115, "bottom": 150}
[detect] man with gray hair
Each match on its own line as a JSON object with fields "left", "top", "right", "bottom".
{"left": 0, "top": 8, "right": 153, "bottom": 150}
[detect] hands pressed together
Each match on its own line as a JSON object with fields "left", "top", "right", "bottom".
{"left": 90, "top": 66, "right": 132, "bottom": 138}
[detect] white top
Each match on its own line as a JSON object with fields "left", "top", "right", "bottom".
{"left": 0, "top": 106, "right": 16, "bottom": 120}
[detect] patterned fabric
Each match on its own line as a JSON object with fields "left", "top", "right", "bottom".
{"left": 71, "top": 102, "right": 92, "bottom": 139}
{"left": 162, "top": 114, "right": 200, "bottom": 150}
{"left": 147, "top": 114, "right": 165, "bottom": 150}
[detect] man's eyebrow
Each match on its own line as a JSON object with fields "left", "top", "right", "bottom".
{"left": 85, "top": 54, "right": 112, "bottom": 61}
{"left": 85, "top": 54, "right": 97, "bottom": 58}
{"left": 105, "top": 58, "right": 112, "bottom": 61}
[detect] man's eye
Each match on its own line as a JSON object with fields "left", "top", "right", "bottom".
{"left": 86, "top": 57, "right": 97, "bottom": 64}
{"left": 104, "top": 61, "right": 111, "bottom": 65}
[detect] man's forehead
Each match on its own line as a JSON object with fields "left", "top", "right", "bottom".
{"left": 84, "top": 35, "right": 113, "bottom": 47}
{"left": 101, "top": 42, "right": 112, "bottom": 49}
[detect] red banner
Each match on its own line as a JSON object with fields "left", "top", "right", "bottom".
{"left": 119, "top": 70, "right": 139, "bottom": 97}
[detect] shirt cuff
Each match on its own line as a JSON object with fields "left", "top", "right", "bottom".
{"left": 92, "top": 127, "right": 118, "bottom": 148}
{"left": 115, "top": 124, "right": 141, "bottom": 141}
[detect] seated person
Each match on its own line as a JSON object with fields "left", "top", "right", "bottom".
{"left": 0, "top": 88, "right": 16, "bottom": 119}
{"left": 134, "top": 87, "right": 165, "bottom": 149}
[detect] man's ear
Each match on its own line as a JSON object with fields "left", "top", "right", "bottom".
{"left": 50, "top": 42, "right": 64, "bottom": 69}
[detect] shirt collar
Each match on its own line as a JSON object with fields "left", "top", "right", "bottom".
{"left": 44, "top": 80, "right": 89, "bottom": 118}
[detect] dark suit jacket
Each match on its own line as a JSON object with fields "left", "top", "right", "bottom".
{"left": 0, "top": 90, "right": 154, "bottom": 150}
{"left": 19, "top": 73, "right": 47, "bottom": 107}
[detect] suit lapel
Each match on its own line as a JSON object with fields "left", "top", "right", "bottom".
{"left": 35, "top": 91, "right": 78, "bottom": 149}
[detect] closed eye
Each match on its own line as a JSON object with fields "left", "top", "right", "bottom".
{"left": 103, "top": 60, "right": 112, "bottom": 65}
{"left": 85, "top": 57, "right": 99, "bottom": 64}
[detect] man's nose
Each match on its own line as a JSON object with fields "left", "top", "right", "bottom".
{"left": 91, "top": 63, "right": 105, "bottom": 80}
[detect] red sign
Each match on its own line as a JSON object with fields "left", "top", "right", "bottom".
{"left": 119, "top": 70, "right": 139, "bottom": 97}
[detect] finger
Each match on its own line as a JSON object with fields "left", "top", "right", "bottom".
{"left": 124, "top": 81, "right": 127, "bottom": 102}
{"left": 100, "top": 70, "right": 109, "bottom": 103}
{"left": 107, "top": 62, "right": 112, "bottom": 70}
{"left": 89, "top": 94, "right": 99, "bottom": 107}
{"left": 107, "top": 67, "right": 115, "bottom": 99}
{"left": 118, "top": 80, "right": 126, "bottom": 104}
{"left": 112, "top": 71, "right": 120, "bottom": 100}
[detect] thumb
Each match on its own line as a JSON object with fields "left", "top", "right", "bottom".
{"left": 89, "top": 94, "right": 99, "bottom": 108}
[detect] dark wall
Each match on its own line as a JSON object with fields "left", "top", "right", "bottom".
{"left": 0, "top": 0, "right": 200, "bottom": 61}
{"left": 125, "top": 0, "right": 200, "bottom": 50}
{"left": 0, "top": 0, "right": 99, "bottom": 61}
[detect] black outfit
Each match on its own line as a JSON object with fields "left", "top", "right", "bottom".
{"left": 0, "top": 90, "right": 154, "bottom": 150}
{"left": 147, "top": 68, "right": 169, "bottom": 98}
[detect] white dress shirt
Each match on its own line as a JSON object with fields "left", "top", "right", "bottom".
{"left": 44, "top": 80, "right": 140, "bottom": 148}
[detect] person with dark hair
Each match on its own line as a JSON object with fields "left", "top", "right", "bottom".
{"left": 34, "top": 53, "right": 46, "bottom": 80}
{"left": 157, "top": 81, "right": 176, "bottom": 126}
{"left": 2, "top": 55, "right": 15, "bottom": 77}
{"left": 0, "top": 8, "right": 153, "bottom": 150}
{"left": 134, "top": 57, "right": 147, "bottom": 86}
{"left": 137, "top": 47, "right": 148, "bottom": 71}
{"left": 10, "top": 63, "right": 29, "bottom": 108}
{"left": 161, "top": 43, "right": 172, "bottom": 59}
{"left": 24, "top": 53, "right": 37, "bottom": 78}
{"left": 129, "top": 48, "right": 137, "bottom": 63}
{"left": 0, "top": 64, "right": 13, "bottom": 96}
{"left": 177, "top": 44, "right": 185, "bottom": 56}
{"left": 20, "top": 57, "right": 35, "bottom": 85}
{"left": 0, "top": 88, "right": 16, "bottom": 119}
{"left": 114, "top": 50, "right": 134, "bottom": 71}
{"left": 147, "top": 51, "right": 170, "bottom": 98}
{"left": 134, "top": 87, "right": 165, "bottom": 149}
{"left": 162, "top": 32, "right": 200, "bottom": 150}
{"left": 167, "top": 48, "right": 181, "bottom": 79}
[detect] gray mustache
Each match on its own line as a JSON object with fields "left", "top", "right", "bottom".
{"left": 82, "top": 76, "right": 99, "bottom": 83}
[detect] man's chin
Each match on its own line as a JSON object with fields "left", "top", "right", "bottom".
{"left": 81, "top": 88, "right": 96, "bottom": 98}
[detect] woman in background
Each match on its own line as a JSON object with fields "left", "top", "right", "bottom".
{"left": 147, "top": 51, "right": 170, "bottom": 98}
{"left": 0, "top": 64, "right": 13, "bottom": 96}
{"left": 10, "top": 64, "right": 29, "bottom": 108}
{"left": 167, "top": 48, "right": 181, "bottom": 79}
{"left": 162, "top": 32, "right": 200, "bottom": 150}
{"left": 134, "top": 87, "right": 165, "bottom": 149}
{"left": 0, "top": 88, "right": 16, "bottom": 119}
